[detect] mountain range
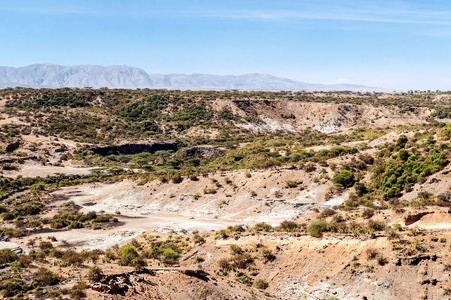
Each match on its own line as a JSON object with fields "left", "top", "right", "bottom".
{"left": 0, "top": 64, "right": 376, "bottom": 91}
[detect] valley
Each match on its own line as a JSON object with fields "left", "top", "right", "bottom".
{"left": 0, "top": 88, "right": 450, "bottom": 299}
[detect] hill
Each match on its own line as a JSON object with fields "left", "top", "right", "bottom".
{"left": 0, "top": 64, "right": 376, "bottom": 91}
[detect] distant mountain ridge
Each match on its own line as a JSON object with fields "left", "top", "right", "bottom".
{"left": 0, "top": 64, "right": 376, "bottom": 91}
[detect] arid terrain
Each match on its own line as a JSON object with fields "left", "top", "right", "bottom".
{"left": 0, "top": 88, "right": 450, "bottom": 299}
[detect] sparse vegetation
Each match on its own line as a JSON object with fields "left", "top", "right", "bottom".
{"left": 0, "top": 88, "right": 449, "bottom": 299}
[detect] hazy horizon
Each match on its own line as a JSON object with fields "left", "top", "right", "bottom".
{"left": 1, "top": 1, "right": 451, "bottom": 90}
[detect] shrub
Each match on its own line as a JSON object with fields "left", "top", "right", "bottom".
{"left": 367, "top": 221, "right": 385, "bottom": 231}
{"left": 362, "top": 208, "right": 375, "bottom": 219}
{"left": 171, "top": 173, "right": 183, "bottom": 184}
{"left": 235, "top": 272, "right": 253, "bottom": 286}
{"left": 161, "top": 248, "right": 180, "bottom": 266}
{"left": 39, "top": 241, "right": 54, "bottom": 250}
{"left": 252, "top": 222, "right": 272, "bottom": 232}
{"left": 87, "top": 266, "right": 103, "bottom": 282}
{"left": 230, "top": 253, "right": 254, "bottom": 269}
{"left": 320, "top": 208, "right": 336, "bottom": 219}
{"left": 396, "top": 135, "right": 408, "bottom": 148}
{"left": 398, "top": 149, "right": 409, "bottom": 161}
{"left": 12, "top": 229, "right": 26, "bottom": 237}
{"left": 118, "top": 245, "right": 139, "bottom": 266}
{"left": 2, "top": 212, "right": 14, "bottom": 221}
{"left": 376, "top": 254, "right": 388, "bottom": 266}
{"left": 230, "top": 245, "right": 243, "bottom": 255}
{"left": 332, "top": 214, "right": 345, "bottom": 223}
{"left": 0, "top": 278, "right": 28, "bottom": 298}
{"left": 358, "top": 153, "right": 375, "bottom": 165}
{"left": 304, "top": 163, "right": 316, "bottom": 172}
{"left": 62, "top": 250, "right": 85, "bottom": 266}
{"left": 193, "top": 234, "right": 206, "bottom": 245}
{"left": 0, "top": 249, "right": 18, "bottom": 265}
{"left": 285, "top": 180, "right": 298, "bottom": 188}
{"left": 13, "top": 201, "right": 45, "bottom": 216}
{"left": 332, "top": 170, "right": 355, "bottom": 187}
{"left": 119, "top": 245, "right": 138, "bottom": 256}
{"left": 32, "top": 268, "right": 61, "bottom": 287}
{"left": 203, "top": 188, "right": 217, "bottom": 194}
{"left": 307, "top": 220, "right": 328, "bottom": 237}
{"left": 104, "top": 250, "right": 116, "bottom": 261}
{"left": 279, "top": 220, "right": 298, "bottom": 231}
{"left": 131, "top": 257, "right": 147, "bottom": 270}
{"left": 18, "top": 256, "right": 32, "bottom": 268}
{"left": 261, "top": 248, "right": 276, "bottom": 262}
{"left": 386, "top": 229, "right": 400, "bottom": 240}
{"left": 80, "top": 249, "right": 103, "bottom": 263}
{"left": 218, "top": 258, "right": 231, "bottom": 271}
{"left": 366, "top": 248, "right": 378, "bottom": 260}
{"left": 274, "top": 190, "right": 283, "bottom": 198}
{"left": 162, "top": 248, "right": 180, "bottom": 260}
{"left": 69, "top": 281, "right": 87, "bottom": 299}
{"left": 353, "top": 182, "right": 368, "bottom": 196}
{"left": 254, "top": 278, "right": 269, "bottom": 289}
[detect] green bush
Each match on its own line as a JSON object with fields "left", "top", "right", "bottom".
{"left": 13, "top": 201, "right": 45, "bottom": 216}
{"left": 118, "top": 245, "right": 139, "bottom": 266}
{"left": 398, "top": 149, "right": 409, "bottom": 161}
{"left": 396, "top": 135, "right": 408, "bottom": 148}
{"left": 376, "top": 149, "right": 447, "bottom": 198}
{"left": 353, "top": 182, "right": 368, "bottom": 196}
{"left": 307, "top": 220, "right": 328, "bottom": 237}
{"left": 332, "top": 170, "right": 355, "bottom": 188}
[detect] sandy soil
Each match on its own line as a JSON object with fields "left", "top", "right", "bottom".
{"left": 2, "top": 160, "right": 95, "bottom": 178}
{"left": 19, "top": 167, "right": 333, "bottom": 250}
{"left": 410, "top": 212, "right": 451, "bottom": 229}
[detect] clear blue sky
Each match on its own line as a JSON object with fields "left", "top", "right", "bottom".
{"left": 1, "top": 0, "right": 451, "bottom": 90}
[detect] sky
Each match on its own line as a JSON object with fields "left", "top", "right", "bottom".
{"left": 1, "top": 0, "right": 451, "bottom": 90}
